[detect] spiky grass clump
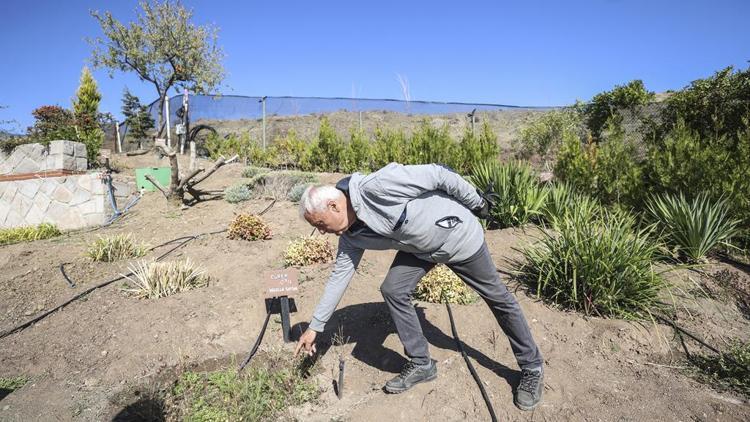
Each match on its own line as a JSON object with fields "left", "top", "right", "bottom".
{"left": 283, "top": 237, "right": 334, "bottom": 267}
{"left": 250, "top": 171, "right": 318, "bottom": 200}
{"left": 228, "top": 214, "right": 272, "bottom": 241}
{"left": 241, "top": 166, "right": 271, "bottom": 179}
{"left": 169, "top": 353, "right": 318, "bottom": 421}
{"left": 287, "top": 182, "right": 313, "bottom": 203}
{"left": 86, "top": 233, "right": 148, "bottom": 262}
{"left": 122, "top": 259, "right": 209, "bottom": 299}
{"left": 414, "top": 264, "right": 478, "bottom": 304}
{"left": 518, "top": 201, "right": 666, "bottom": 319}
{"left": 469, "top": 160, "right": 549, "bottom": 228}
{"left": 646, "top": 192, "right": 740, "bottom": 262}
{"left": 224, "top": 183, "right": 252, "bottom": 203}
{"left": 541, "top": 182, "right": 599, "bottom": 229}
{"left": 689, "top": 341, "right": 750, "bottom": 398}
{"left": 0, "top": 375, "right": 28, "bottom": 393}
{"left": 0, "top": 223, "right": 61, "bottom": 245}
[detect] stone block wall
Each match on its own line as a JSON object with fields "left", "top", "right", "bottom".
{"left": 0, "top": 173, "right": 109, "bottom": 230}
{"left": 0, "top": 140, "right": 88, "bottom": 175}
{"left": 0, "top": 141, "right": 117, "bottom": 231}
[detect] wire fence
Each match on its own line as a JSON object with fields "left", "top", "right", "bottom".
{"left": 113, "top": 94, "right": 559, "bottom": 153}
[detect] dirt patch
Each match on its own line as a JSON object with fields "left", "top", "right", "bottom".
{"left": 0, "top": 154, "right": 748, "bottom": 421}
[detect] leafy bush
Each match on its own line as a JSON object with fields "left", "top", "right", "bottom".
{"left": 204, "top": 132, "right": 257, "bottom": 161}
{"left": 554, "top": 123, "right": 644, "bottom": 207}
{"left": 0, "top": 375, "right": 28, "bottom": 393}
{"left": 304, "top": 117, "right": 342, "bottom": 171}
{"left": 689, "top": 341, "right": 750, "bottom": 398}
{"left": 517, "top": 201, "right": 666, "bottom": 318}
{"left": 170, "top": 354, "right": 318, "bottom": 421}
{"left": 469, "top": 160, "right": 548, "bottom": 228}
{"left": 372, "top": 127, "right": 408, "bottom": 168}
{"left": 122, "top": 259, "right": 209, "bottom": 299}
{"left": 515, "top": 109, "right": 582, "bottom": 163}
{"left": 646, "top": 192, "right": 740, "bottom": 262}
{"left": 406, "top": 120, "right": 458, "bottom": 169}
{"left": 73, "top": 67, "right": 105, "bottom": 163}
{"left": 271, "top": 130, "right": 307, "bottom": 167}
{"left": 26, "top": 105, "right": 77, "bottom": 146}
{"left": 457, "top": 121, "right": 500, "bottom": 174}
{"left": 582, "top": 79, "right": 654, "bottom": 140}
{"left": 224, "top": 183, "right": 252, "bottom": 203}
{"left": 86, "top": 233, "right": 148, "bottom": 262}
{"left": 414, "top": 264, "right": 478, "bottom": 304}
{"left": 339, "top": 129, "right": 373, "bottom": 173}
{"left": 283, "top": 237, "right": 334, "bottom": 267}
{"left": 0, "top": 223, "right": 62, "bottom": 245}
{"left": 287, "top": 182, "right": 312, "bottom": 203}
{"left": 228, "top": 214, "right": 272, "bottom": 241}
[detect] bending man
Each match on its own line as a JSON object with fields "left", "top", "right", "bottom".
{"left": 294, "top": 162, "right": 544, "bottom": 410}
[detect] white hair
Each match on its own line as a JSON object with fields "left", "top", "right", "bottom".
{"left": 298, "top": 184, "right": 343, "bottom": 219}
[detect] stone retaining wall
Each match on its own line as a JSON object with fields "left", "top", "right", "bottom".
{"left": 0, "top": 140, "right": 127, "bottom": 231}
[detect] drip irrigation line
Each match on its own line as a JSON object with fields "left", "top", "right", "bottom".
{"left": 654, "top": 313, "right": 750, "bottom": 372}
{"left": 238, "top": 310, "right": 272, "bottom": 372}
{"left": 0, "top": 199, "right": 277, "bottom": 341}
{"left": 444, "top": 300, "right": 498, "bottom": 422}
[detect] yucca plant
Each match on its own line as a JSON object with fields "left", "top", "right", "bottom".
{"left": 646, "top": 192, "right": 740, "bottom": 262}
{"left": 86, "top": 233, "right": 149, "bottom": 262}
{"left": 0, "top": 223, "right": 61, "bottom": 245}
{"left": 122, "top": 259, "right": 210, "bottom": 299}
{"left": 469, "top": 160, "right": 548, "bottom": 228}
{"left": 414, "top": 264, "right": 478, "bottom": 304}
{"left": 517, "top": 201, "right": 666, "bottom": 319}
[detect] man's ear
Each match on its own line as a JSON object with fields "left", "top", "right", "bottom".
{"left": 328, "top": 199, "right": 339, "bottom": 212}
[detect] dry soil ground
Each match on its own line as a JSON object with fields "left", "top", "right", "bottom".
{"left": 0, "top": 153, "right": 748, "bottom": 421}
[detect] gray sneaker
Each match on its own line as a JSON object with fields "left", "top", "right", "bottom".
{"left": 384, "top": 359, "right": 438, "bottom": 393}
{"left": 514, "top": 368, "right": 544, "bottom": 411}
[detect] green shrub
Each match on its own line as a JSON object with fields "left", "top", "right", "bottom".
{"left": 457, "top": 121, "right": 500, "bottom": 174}
{"left": 517, "top": 201, "right": 666, "bottom": 318}
{"left": 646, "top": 192, "right": 740, "bottom": 262}
{"left": 406, "top": 120, "right": 459, "bottom": 168}
{"left": 26, "top": 105, "right": 77, "bottom": 147}
{"left": 414, "top": 265, "right": 478, "bottom": 304}
{"left": 283, "top": 237, "right": 334, "bottom": 267}
{"left": 249, "top": 171, "right": 318, "bottom": 200}
{"left": 0, "top": 223, "right": 62, "bottom": 245}
{"left": 469, "top": 160, "right": 548, "bottom": 228}
{"left": 86, "top": 233, "right": 148, "bottom": 262}
{"left": 554, "top": 122, "right": 644, "bottom": 207}
{"left": 372, "top": 127, "right": 408, "bottom": 168}
{"left": 287, "top": 183, "right": 312, "bottom": 203}
{"left": 123, "top": 259, "right": 209, "bottom": 299}
{"left": 305, "top": 117, "right": 342, "bottom": 171}
{"left": 228, "top": 214, "right": 272, "bottom": 241}
{"left": 271, "top": 130, "right": 307, "bottom": 167}
{"left": 204, "top": 132, "right": 256, "bottom": 161}
{"left": 170, "top": 354, "right": 318, "bottom": 421}
{"left": 582, "top": 79, "right": 654, "bottom": 140}
{"left": 689, "top": 341, "right": 750, "bottom": 398}
{"left": 514, "top": 109, "right": 582, "bottom": 163}
{"left": 339, "top": 129, "right": 373, "bottom": 173}
{"left": 241, "top": 166, "right": 271, "bottom": 179}
{"left": 224, "top": 183, "right": 252, "bottom": 204}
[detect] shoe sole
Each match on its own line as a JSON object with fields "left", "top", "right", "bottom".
{"left": 383, "top": 372, "right": 438, "bottom": 394}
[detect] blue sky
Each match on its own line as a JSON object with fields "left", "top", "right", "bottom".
{"left": 1, "top": 0, "right": 748, "bottom": 131}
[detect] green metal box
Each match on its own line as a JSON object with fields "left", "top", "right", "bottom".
{"left": 135, "top": 167, "right": 172, "bottom": 192}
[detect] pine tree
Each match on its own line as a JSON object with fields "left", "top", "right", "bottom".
{"left": 72, "top": 67, "right": 104, "bottom": 163}
{"left": 121, "top": 88, "right": 154, "bottom": 149}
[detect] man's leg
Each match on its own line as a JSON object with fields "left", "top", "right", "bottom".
{"left": 447, "top": 242, "right": 544, "bottom": 410}
{"left": 380, "top": 251, "right": 436, "bottom": 365}
{"left": 380, "top": 251, "right": 438, "bottom": 393}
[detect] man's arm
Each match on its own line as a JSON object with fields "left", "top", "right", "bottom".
{"left": 308, "top": 235, "right": 364, "bottom": 332}
{"left": 374, "top": 163, "right": 484, "bottom": 210}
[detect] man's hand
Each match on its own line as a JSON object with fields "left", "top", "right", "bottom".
{"left": 294, "top": 328, "right": 318, "bottom": 357}
{"left": 472, "top": 198, "right": 491, "bottom": 219}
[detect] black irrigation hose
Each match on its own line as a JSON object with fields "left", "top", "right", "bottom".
{"left": 445, "top": 301, "right": 498, "bottom": 422}
{"left": 238, "top": 310, "right": 272, "bottom": 372}
{"left": 337, "top": 358, "right": 345, "bottom": 399}
{"left": 654, "top": 313, "right": 750, "bottom": 372}
{"left": 0, "top": 197, "right": 278, "bottom": 342}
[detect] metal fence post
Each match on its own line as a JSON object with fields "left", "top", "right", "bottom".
{"left": 259, "top": 96, "right": 267, "bottom": 150}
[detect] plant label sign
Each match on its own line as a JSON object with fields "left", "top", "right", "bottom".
{"left": 265, "top": 269, "right": 299, "bottom": 298}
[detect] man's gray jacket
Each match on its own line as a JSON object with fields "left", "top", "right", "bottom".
{"left": 308, "top": 163, "right": 485, "bottom": 332}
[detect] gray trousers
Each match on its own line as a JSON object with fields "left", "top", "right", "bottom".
{"left": 380, "top": 242, "right": 543, "bottom": 369}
